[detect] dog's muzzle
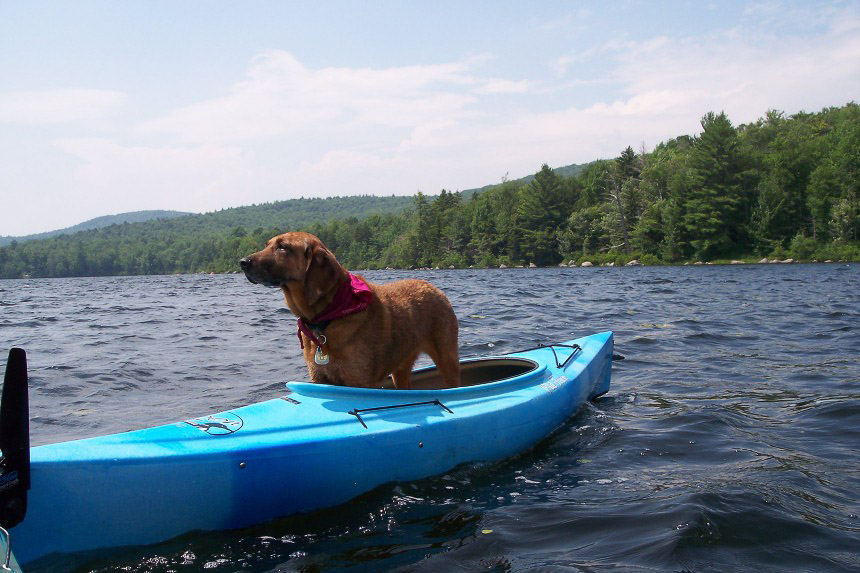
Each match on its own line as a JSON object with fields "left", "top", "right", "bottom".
{"left": 239, "top": 257, "right": 283, "bottom": 287}
{"left": 239, "top": 257, "right": 259, "bottom": 284}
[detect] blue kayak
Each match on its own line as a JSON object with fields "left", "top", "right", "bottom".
{"left": 6, "top": 331, "right": 613, "bottom": 565}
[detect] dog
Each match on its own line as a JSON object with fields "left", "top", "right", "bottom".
{"left": 240, "top": 232, "right": 460, "bottom": 389}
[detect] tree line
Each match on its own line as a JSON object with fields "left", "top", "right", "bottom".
{"left": 0, "top": 195, "right": 412, "bottom": 278}
{"left": 308, "top": 103, "right": 860, "bottom": 269}
{"left": 1, "top": 103, "right": 857, "bottom": 279}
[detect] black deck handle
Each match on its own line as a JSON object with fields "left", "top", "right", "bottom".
{"left": 509, "top": 343, "right": 582, "bottom": 369}
{"left": 538, "top": 343, "right": 582, "bottom": 368}
{"left": 348, "top": 399, "right": 453, "bottom": 429}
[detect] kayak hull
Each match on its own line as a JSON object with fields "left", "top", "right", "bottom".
{"left": 12, "top": 331, "right": 613, "bottom": 565}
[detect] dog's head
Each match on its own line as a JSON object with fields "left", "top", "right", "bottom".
{"left": 240, "top": 232, "right": 342, "bottom": 294}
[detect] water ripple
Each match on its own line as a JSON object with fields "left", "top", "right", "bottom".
{"left": 3, "top": 264, "right": 859, "bottom": 572}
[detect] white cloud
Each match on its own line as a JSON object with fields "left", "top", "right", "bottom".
{"left": 473, "top": 79, "right": 531, "bottom": 94}
{"left": 138, "top": 51, "right": 488, "bottom": 145}
{"left": 0, "top": 89, "right": 127, "bottom": 125}
{"left": 51, "top": 137, "right": 267, "bottom": 215}
{"left": 605, "top": 6, "right": 860, "bottom": 125}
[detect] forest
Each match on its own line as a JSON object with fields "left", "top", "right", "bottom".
{"left": 1, "top": 103, "right": 858, "bottom": 279}
{"left": 0, "top": 210, "right": 191, "bottom": 247}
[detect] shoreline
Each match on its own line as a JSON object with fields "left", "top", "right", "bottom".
{"left": 3, "top": 259, "right": 855, "bottom": 281}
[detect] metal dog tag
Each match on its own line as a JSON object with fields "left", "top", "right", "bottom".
{"left": 314, "top": 346, "right": 330, "bottom": 365}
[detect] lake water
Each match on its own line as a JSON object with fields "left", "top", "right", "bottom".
{"left": 1, "top": 265, "right": 858, "bottom": 572}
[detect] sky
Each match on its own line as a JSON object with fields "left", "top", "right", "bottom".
{"left": 1, "top": 1, "right": 858, "bottom": 237}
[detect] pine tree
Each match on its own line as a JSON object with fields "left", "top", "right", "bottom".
{"left": 606, "top": 146, "right": 643, "bottom": 253}
{"left": 515, "top": 165, "right": 566, "bottom": 265}
{"left": 682, "top": 112, "right": 746, "bottom": 259}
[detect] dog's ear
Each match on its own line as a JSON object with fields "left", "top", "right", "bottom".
{"left": 304, "top": 240, "right": 314, "bottom": 273}
{"left": 305, "top": 240, "right": 341, "bottom": 297}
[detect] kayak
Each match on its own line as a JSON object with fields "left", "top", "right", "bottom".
{"left": 6, "top": 332, "right": 614, "bottom": 565}
{"left": 3, "top": 331, "right": 614, "bottom": 566}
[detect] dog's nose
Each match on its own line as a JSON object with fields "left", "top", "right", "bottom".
{"left": 239, "top": 257, "right": 252, "bottom": 270}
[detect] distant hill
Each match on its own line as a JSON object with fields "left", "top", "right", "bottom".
{"left": 148, "top": 194, "right": 418, "bottom": 237}
{"left": 0, "top": 161, "right": 594, "bottom": 278}
{"left": 2, "top": 162, "right": 589, "bottom": 247}
{"left": 460, "top": 162, "right": 590, "bottom": 198}
{"left": 0, "top": 210, "right": 192, "bottom": 247}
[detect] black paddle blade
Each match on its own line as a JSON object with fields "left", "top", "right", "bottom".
{"left": 0, "top": 348, "right": 30, "bottom": 528}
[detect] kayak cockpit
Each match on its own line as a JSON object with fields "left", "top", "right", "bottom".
{"left": 379, "top": 357, "right": 538, "bottom": 390}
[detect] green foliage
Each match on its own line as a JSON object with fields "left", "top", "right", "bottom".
{"left": 788, "top": 233, "right": 818, "bottom": 260}
{"left": 0, "top": 195, "right": 413, "bottom": 278}
{"left": 811, "top": 241, "right": 860, "bottom": 261}
{"left": 640, "top": 253, "right": 661, "bottom": 266}
{"left": 2, "top": 104, "right": 859, "bottom": 278}
{"left": 680, "top": 111, "right": 748, "bottom": 259}
{"left": 558, "top": 204, "right": 608, "bottom": 257}
{"left": 516, "top": 164, "right": 570, "bottom": 266}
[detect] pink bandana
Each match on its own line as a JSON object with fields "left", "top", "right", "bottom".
{"left": 297, "top": 274, "right": 372, "bottom": 349}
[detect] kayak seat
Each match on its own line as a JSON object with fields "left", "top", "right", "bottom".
{"left": 380, "top": 358, "right": 538, "bottom": 390}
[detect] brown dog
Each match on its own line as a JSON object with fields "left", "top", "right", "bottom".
{"left": 240, "top": 232, "right": 460, "bottom": 389}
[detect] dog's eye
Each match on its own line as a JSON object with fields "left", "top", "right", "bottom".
{"left": 277, "top": 245, "right": 287, "bottom": 253}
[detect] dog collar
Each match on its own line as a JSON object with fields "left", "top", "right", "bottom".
{"left": 296, "top": 274, "right": 372, "bottom": 351}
